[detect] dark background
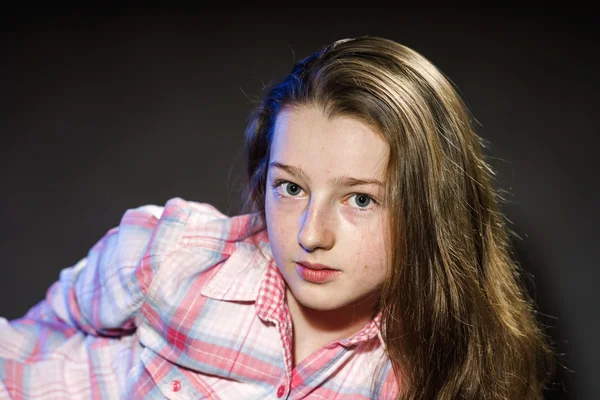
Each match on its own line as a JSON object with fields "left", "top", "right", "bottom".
{"left": 1, "top": 6, "right": 597, "bottom": 399}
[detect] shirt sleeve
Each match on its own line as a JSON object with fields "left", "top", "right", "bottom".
{"left": 19, "top": 202, "right": 166, "bottom": 337}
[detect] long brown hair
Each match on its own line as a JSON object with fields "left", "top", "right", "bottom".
{"left": 242, "top": 36, "right": 554, "bottom": 399}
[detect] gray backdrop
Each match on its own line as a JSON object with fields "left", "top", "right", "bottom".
{"left": 2, "top": 6, "right": 597, "bottom": 399}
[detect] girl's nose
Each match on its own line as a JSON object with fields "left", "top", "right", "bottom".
{"left": 297, "top": 199, "right": 335, "bottom": 252}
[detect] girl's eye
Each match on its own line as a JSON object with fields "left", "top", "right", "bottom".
{"left": 273, "top": 180, "right": 305, "bottom": 197}
{"left": 349, "top": 193, "right": 375, "bottom": 210}
{"left": 283, "top": 182, "right": 302, "bottom": 196}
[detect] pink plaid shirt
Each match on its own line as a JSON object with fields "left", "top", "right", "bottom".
{"left": 0, "top": 198, "right": 399, "bottom": 399}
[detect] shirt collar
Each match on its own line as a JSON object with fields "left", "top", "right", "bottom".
{"left": 340, "top": 311, "right": 383, "bottom": 347}
{"left": 200, "top": 228, "right": 273, "bottom": 302}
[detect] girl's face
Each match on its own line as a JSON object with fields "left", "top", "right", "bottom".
{"left": 265, "top": 106, "right": 391, "bottom": 313}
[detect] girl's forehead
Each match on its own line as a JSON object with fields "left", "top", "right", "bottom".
{"left": 273, "top": 108, "right": 388, "bottom": 151}
{"left": 270, "top": 107, "right": 389, "bottom": 179}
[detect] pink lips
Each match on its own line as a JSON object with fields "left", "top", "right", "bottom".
{"left": 295, "top": 262, "right": 341, "bottom": 283}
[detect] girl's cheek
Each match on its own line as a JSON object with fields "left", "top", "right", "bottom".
{"left": 339, "top": 206, "right": 359, "bottom": 225}
{"left": 272, "top": 196, "right": 307, "bottom": 212}
{"left": 338, "top": 204, "right": 376, "bottom": 226}
{"left": 339, "top": 207, "right": 390, "bottom": 253}
{"left": 268, "top": 195, "right": 307, "bottom": 222}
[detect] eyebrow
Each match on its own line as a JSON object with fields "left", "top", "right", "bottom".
{"left": 269, "top": 162, "right": 384, "bottom": 187}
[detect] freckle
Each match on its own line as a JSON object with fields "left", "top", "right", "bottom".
{"left": 364, "top": 265, "right": 368, "bottom": 269}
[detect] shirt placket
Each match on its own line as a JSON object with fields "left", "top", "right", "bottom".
{"left": 254, "top": 262, "right": 295, "bottom": 399}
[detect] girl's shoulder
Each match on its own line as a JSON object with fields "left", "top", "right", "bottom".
{"left": 124, "top": 196, "right": 264, "bottom": 259}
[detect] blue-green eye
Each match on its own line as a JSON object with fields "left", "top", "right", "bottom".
{"left": 354, "top": 194, "right": 371, "bottom": 207}
{"left": 284, "top": 182, "right": 302, "bottom": 196}
{"left": 271, "top": 180, "right": 305, "bottom": 198}
{"left": 349, "top": 193, "right": 375, "bottom": 210}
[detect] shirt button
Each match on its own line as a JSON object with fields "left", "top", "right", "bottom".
{"left": 171, "top": 380, "right": 182, "bottom": 392}
{"left": 277, "top": 385, "right": 286, "bottom": 397}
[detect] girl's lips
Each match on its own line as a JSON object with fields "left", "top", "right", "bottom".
{"left": 295, "top": 263, "right": 341, "bottom": 283}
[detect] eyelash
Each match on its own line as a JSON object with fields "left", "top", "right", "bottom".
{"left": 271, "top": 179, "right": 378, "bottom": 211}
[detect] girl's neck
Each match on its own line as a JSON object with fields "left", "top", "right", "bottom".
{"left": 285, "top": 287, "right": 378, "bottom": 366}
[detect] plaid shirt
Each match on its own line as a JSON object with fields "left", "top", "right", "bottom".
{"left": 0, "top": 198, "right": 399, "bottom": 399}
